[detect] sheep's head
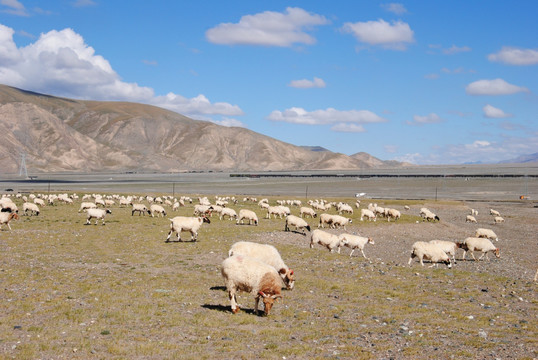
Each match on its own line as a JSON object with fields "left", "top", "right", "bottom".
{"left": 202, "top": 216, "right": 211, "bottom": 224}
{"left": 106, "top": 209, "right": 112, "bottom": 214}
{"left": 280, "top": 269, "right": 295, "bottom": 290}
{"left": 494, "top": 248, "right": 501, "bottom": 258}
{"left": 258, "top": 291, "right": 282, "bottom": 315}
{"left": 368, "top": 237, "right": 375, "bottom": 245}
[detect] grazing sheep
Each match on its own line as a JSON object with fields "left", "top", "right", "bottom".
{"left": 95, "top": 198, "right": 105, "bottom": 207}
{"left": 337, "top": 203, "right": 354, "bottom": 215}
{"left": 470, "top": 209, "right": 478, "bottom": 216}
{"left": 493, "top": 216, "right": 505, "bottom": 224}
{"left": 166, "top": 216, "right": 210, "bottom": 242}
{"left": 360, "top": 208, "right": 376, "bottom": 222}
{"left": 329, "top": 214, "right": 352, "bottom": 230}
{"left": 0, "top": 199, "right": 18, "bottom": 213}
{"left": 404, "top": 205, "right": 410, "bottom": 211}
{"left": 237, "top": 209, "right": 258, "bottom": 225}
{"left": 457, "top": 237, "right": 500, "bottom": 261}
{"left": 23, "top": 202, "right": 40, "bottom": 216}
{"left": 466, "top": 215, "right": 477, "bottom": 223}
{"left": 34, "top": 198, "right": 46, "bottom": 207}
{"left": 220, "top": 207, "right": 238, "bottom": 221}
{"left": 338, "top": 233, "right": 374, "bottom": 259}
{"left": 423, "top": 210, "right": 440, "bottom": 222}
{"left": 150, "top": 204, "right": 167, "bottom": 217}
{"left": 221, "top": 255, "right": 283, "bottom": 315}
{"left": 490, "top": 209, "right": 501, "bottom": 217}
{"left": 386, "top": 208, "right": 401, "bottom": 222}
{"left": 132, "top": 204, "right": 151, "bottom": 216}
{"left": 266, "top": 206, "right": 289, "bottom": 219}
{"left": 408, "top": 241, "right": 452, "bottom": 268}
{"left": 78, "top": 202, "right": 97, "bottom": 213}
{"left": 474, "top": 228, "right": 499, "bottom": 242}
{"left": 119, "top": 198, "right": 132, "bottom": 207}
{"left": 284, "top": 215, "right": 311, "bottom": 234}
{"left": 0, "top": 212, "right": 19, "bottom": 230}
{"left": 310, "top": 229, "right": 344, "bottom": 253}
{"left": 193, "top": 204, "right": 212, "bottom": 217}
{"left": 300, "top": 206, "right": 317, "bottom": 218}
{"left": 429, "top": 240, "right": 458, "bottom": 265}
{"left": 85, "top": 208, "right": 112, "bottom": 225}
{"left": 228, "top": 241, "right": 295, "bottom": 290}
{"left": 318, "top": 213, "right": 334, "bottom": 228}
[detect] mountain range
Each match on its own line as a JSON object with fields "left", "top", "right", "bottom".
{"left": 0, "top": 84, "right": 411, "bottom": 174}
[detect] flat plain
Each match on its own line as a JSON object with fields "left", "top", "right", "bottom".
{"left": 0, "top": 168, "right": 536, "bottom": 359}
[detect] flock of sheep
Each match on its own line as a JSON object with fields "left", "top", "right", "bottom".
{"left": 0, "top": 191, "right": 509, "bottom": 315}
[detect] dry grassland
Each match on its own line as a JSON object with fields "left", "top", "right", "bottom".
{"left": 0, "top": 192, "right": 536, "bottom": 359}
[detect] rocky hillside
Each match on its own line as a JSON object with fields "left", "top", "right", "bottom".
{"left": 0, "top": 85, "right": 407, "bottom": 173}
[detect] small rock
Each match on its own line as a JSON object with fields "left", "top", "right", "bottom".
{"left": 467, "top": 315, "right": 474, "bottom": 320}
{"left": 478, "top": 330, "right": 487, "bottom": 339}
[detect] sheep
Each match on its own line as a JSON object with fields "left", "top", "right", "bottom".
{"left": 221, "top": 255, "right": 283, "bottom": 315}
{"left": 457, "top": 237, "right": 500, "bottom": 261}
{"left": 466, "top": 215, "right": 477, "bottom": 223}
{"left": 360, "top": 208, "right": 376, "bottom": 222}
{"left": 0, "top": 199, "right": 18, "bottom": 213}
{"left": 338, "top": 233, "right": 374, "bottom": 259}
{"left": 493, "top": 216, "right": 505, "bottom": 224}
{"left": 318, "top": 213, "right": 334, "bottom": 228}
{"left": 490, "top": 209, "right": 501, "bottom": 217}
{"left": 300, "top": 206, "right": 317, "bottom": 218}
{"left": 423, "top": 210, "right": 440, "bottom": 222}
{"left": 166, "top": 216, "right": 210, "bottom": 242}
{"left": 337, "top": 203, "right": 353, "bottom": 215}
{"left": 85, "top": 208, "right": 112, "bottom": 225}
{"left": 419, "top": 207, "right": 430, "bottom": 218}
{"left": 95, "top": 198, "right": 106, "bottom": 207}
{"left": 228, "top": 241, "right": 295, "bottom": 290}
{"left": 150, "top": 204, "right": 167, "bottom": 217}
{"left": 310, "top": 229, "right": 344, "bottom": 253}
{"left": 237, "top": 209, "right": 259, "bottom": 226}
{"left": 266, "top": 206, "right": 287, "bottom": 219}
{"left": 23, "top": 202, "right": 40, "bottom": 216}
{"left": 220, "top": 207, "right": 238, "bottom": 221}
{"left": 474, "top": 228, "right": 499, "bottom": 242}
{"left": 470, "top": 208, "right": 478, "bottom": 216}
{"left": 34, "top": 198, "right": 46, "bottom": 207}
{"left": 78, "top": 202, "right": 97, "bottom": 213}
{"left": 329, "top": 214, "right": 352, "bottom": 230}
{"left": 386, "top": 208, "right": 401, "bottom": 222}
{"left": 132, "top": 203, "right": 151, "bottom": 216}
{"left": 429, "top": 240, "right": 458, "bottom": 265}
{"left": 408, "top": 241, "right": 452, "bottom": 268}
{"left": 404, "top": 205, "right": 410, "bottom": 211}
{"left": 0, "top": 212, "right": 19, "bottom": 230}
{"left": 284, "top": 215, "right": 311, "bottom": 235}
{"left": 193, "top": 204, "right": 212, "bottom": 217}
{"left": 119, "top": 198, "right": 132, "bottom": 207}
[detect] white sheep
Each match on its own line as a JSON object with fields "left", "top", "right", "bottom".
{"left": 466, "top": 215, "right": 477, "bottom": 223}
{"left": 408, "top": 241, "right": 452, "bottom": 268}
{"left": 150, "top": 204, "right": 167, "bottom": 217}
{"left": 337, "top": 203, "right": 353, "bottom": 215}
{"left": 338, "top": 233, "right": 374, "bottom": 259}
{"left": 34, "top": 198, "right": 46, "bottom": 207}
{"left": 166, "top": 216, "right": 210, "bottom": 242}
{"left": 310, "top": 229, "right": 344, "bottom": 253}
{"left": 470, "top": 209, "right": 478, "bottom": 216}
{"left": 429, "top": 240, "right": 458, "bottom": 264}
{"left": 193, "top": 204, "right": 212, "bottom": 217}
{"left": 220, "top": 207, "right": 238, "bottom": 221}
{"left": 360, "top": 209, "right": 376, "bottom": 222}
{"left": 221, "top": 255, "right": 283, "bottom": 315}
{"left": 284, "top": 215, "right": 311, "bottom": 234}
{"left": 386, "top": 208, "right": 401, "bottom": 222}
{"left": 329, "top": 214, "right": 352, "bottom": 230}
{"left": 423, "top": 210, "right": 440, "bottom": 222}
{"left": 0, "top": 212, "right": 19, "bottom": 230}
{"left": 493, "top": 216, "right": 505, "bottom": 224}
{"left": 457, "top": 237, "right": 500, "bottom": 261}
{"left": 474, "top": 228, "right": 499, "bottom": 242}
{"left": 490, "top": 209, "right": 501, "bottom": 217}
{"left": 23, "top": 202, "right": 40, "bottom": 216}
{"left": 78, "top": 202, "right": 97, "bottom": 213}
{"left": 404, "top": 205, "right": 410, "bottom": 211}
{"left": 132, "top": 203, "right": 151, "bottom": 216}
{"left": 236, "top": 209, "right": 258, "bottom": 225}
{"left": 228, "top": 241, "right": 295, "bottom": 290}
{"left": 318, "top": 213, "right": 334, "bottom": 228}
{"left": 300, "top": 206, "right": 317, "bottom": 218}
{"left": 85, "top": 208, "right": 112, "bottom": 225}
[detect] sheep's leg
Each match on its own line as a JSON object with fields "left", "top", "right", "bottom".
{"left": 166, "top": 229, "right": 173, "bottom": 242}
{"left": 360, "top": 248, "right": 367, "bottom": 259}
{"left": 229, "top": 291, "right": 239, "bottom": 314}
{"left": 471, "top": 252, "right": 478, "bottom": 261}
{"left": 349, "top": 249, "right": 355, "bottom": 257}
{"left": 191, "top": 230, "right": 197, "bottom": 242}
{"left": 7, "top": 223, "right": 12, "bottom": 230}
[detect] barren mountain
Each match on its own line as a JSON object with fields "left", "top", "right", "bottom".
{"left": 0, "top": 85, "right": 406, "bottom": 173}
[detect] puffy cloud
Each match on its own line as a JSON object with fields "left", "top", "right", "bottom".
{"left": 466, "top": 78, "right": 529, "bottom": 95}
{"left": 442, "top": 45, "right": 471, "bottom": 55}
{"left": 0, "top": 0, "right": 28, "bottom": 16}
{"left": 488, "top": 46, "right": 538, "bottom": 65}
{"left": 342, "top": 19, "right": 414, "bottom": 50}
{"left": 0, "top": 23, "right": 243, "bottom": 120}
{"left": 288, "top": 77, "right": 326, "bottom": 88}
{"left": 483, "top": 104, "right": 513, "bottom": 118}
{"left": 407, "top": 113, "right": 443, "bottom": 126}
{"left": 210, "top": 117, "right": 247, "bottom": 128}
{"left": 331, "top": 123, "right": 366, "bottom": 133}
{"left": 381, "top": 3, "right": 408, "bottom": 15}
{"left": 267, "top": 107, "right": 386, "bottom": 126}
{"left": 205, "top": 7, "right": 329, "bottom": 47}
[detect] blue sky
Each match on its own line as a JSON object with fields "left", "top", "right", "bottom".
{"left": 0, "top": 1, "right": 537, "bottom": 165}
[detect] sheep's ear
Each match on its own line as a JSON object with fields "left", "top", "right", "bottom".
{"left": 279, "top": 268, "right": 286, "bottom": 275}
{"left": 271, "top": 295, "right": 283, "bottom": 300}
{"left": 258, "top": 291, "right": 267, "bottom": 298}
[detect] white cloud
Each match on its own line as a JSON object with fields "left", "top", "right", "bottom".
{"left": 342, "top": 19, "right": 414, "bottom": 50}
{"left": 0, "top": 0, "right": 28, "bottom": 16}
{"left": 288, "top": 77, "right": 326, "bottom": 88}
{"left": 407, "top": 113, "right": 443, "bottom": 125}
{"left": 381, "top": 3, "right": 408, "bottom": 15}
{"left": 466, "top": 78, "right": 529, "bottom": 95}
{"left": 483, "top": 104, "right": 513, "bottom": 118}
{"left": 442, "top": 45, "right": 471, "bottom": 55}
{"left": 0, "top": 24, "right": 243, "bottom": 120}
{"left": 331, "top": 123, "right": 365, "bottom": 133}
{"left": 205, "top": 7, "right": 329, "bottom": 47}
{"left": 267, "top": 107, "right": 386, "bottom": 126}
{"left": 210, "top": 117, "right": 246, "bottom": 128}
{"left": 488, "top": 46, "right": 538, "bottom": 65}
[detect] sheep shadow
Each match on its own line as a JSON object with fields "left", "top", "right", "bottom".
{"left": 201, "top": 304, "right": 262, "bottom": 316}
